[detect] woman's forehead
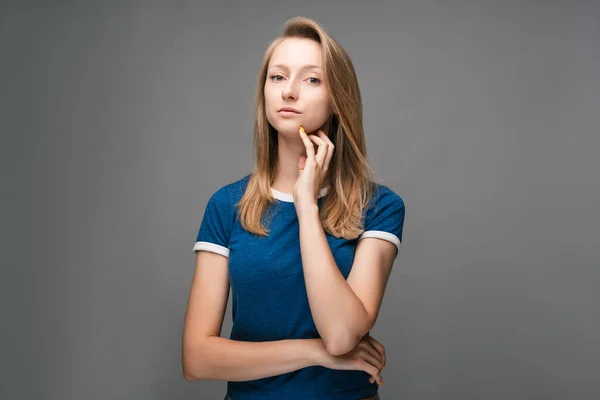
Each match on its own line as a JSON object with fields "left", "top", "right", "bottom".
{"left": 269, "top": 38, "right": 322, "bottom": 68}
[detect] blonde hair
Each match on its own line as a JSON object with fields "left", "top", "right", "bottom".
{"left": 237, "top": 16, "right": 376, "bottom": 239}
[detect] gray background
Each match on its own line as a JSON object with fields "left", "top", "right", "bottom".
{"left": 2, "top": 0, "right": 599, "bottom": 399}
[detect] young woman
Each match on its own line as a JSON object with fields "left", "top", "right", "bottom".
{"left": 182, "top": 16, "right": 405, "bottom": 400}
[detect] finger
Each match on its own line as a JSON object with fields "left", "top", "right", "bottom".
{"left": 316, "top": 129, "right": 335, "bottom": 168}
{"left": 298, "top": 154, "right": 307, "bottom": 171}
{"left": 359, "top": 341, "right": 384, "bottom": 365}
{"left": 367, "top": 337, "right": 386, "bottom": 368}
{"left": 362, "top": 352, "right": 384, "bottom": 372}
{"left": 317, "top": 129, "right": 334, "bottom": 147}
{"left": 317, "top": 130, "right": 334, "bottom": 171}
{"left": 359, "top": 360, "right": 383, "bottom": 386}
{"left": 308, "top": 135, "right": 328, "bottom": 168}
{"left": 366, "top": 335, "right": 386, "bottom": 367}
{"left": 298, "top": 126, "right": 315, "bottom": 161}
{"left": 369, "top": 376, "right": 380, "bottom": 384}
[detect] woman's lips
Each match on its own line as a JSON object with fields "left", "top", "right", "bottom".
{"left": 277, "top": 110, "right": 301, "bottom": 117}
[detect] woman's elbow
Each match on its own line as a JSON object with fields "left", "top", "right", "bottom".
{"left": 182, "top": 356, "right": 200, "bottom": 381}
{"left": 182, "top": 344, "right": 208, "bottom": 381}
{"left": 182, "top": 368, "right": 196, "bottom": 382}
{"left": 323, "top": 333, "right": 360, "bottom": 356}
{"left": 183, "top": 360, "right": 211, "bottom": 381}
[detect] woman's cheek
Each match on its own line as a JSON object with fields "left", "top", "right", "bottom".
{"left": 310, "top": 106, "right": 331, "bottom": 129}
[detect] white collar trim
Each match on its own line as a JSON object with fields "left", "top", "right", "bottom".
{"left": 271, "top": 186, "right": 330, "bottom": 203}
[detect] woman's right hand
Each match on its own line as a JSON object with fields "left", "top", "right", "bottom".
{"left": 318, "top": 334, "right": 386, "bottom": 386}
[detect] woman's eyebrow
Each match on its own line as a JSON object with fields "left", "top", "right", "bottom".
{"left": 269, "top": 64, "right": 323, "bottom": 71}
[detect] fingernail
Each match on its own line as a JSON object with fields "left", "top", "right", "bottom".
{"left": 299, "top": 126, "right": 305, "bottom": 134}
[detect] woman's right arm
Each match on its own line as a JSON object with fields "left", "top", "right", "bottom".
{"left": 182, "top": 250, "right": 326, "bottom": 382}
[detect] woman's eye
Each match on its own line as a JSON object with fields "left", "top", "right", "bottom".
{"left": 269, "top": 75, "right": 320, "bottom": 85}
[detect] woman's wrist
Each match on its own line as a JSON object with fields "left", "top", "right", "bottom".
{"left": 306, "top": 338, "right": 328, "bottom": 367}
{"left": 295, "top": 202, "right": 320, "bottom": 221}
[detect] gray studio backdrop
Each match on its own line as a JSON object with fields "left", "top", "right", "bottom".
{"left": 2, "top": 1, "right": 599, "bottom": 399}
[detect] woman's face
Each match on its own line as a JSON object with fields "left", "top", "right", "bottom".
{"left": 264, "top": 37, "right": 332, "bottom": 138}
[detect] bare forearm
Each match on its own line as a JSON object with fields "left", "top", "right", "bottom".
{"left": 183, "top": 337, "right": 324, "bottom": 382}
{"left": 298, "top": 205, "right": 371, "bottom": 353}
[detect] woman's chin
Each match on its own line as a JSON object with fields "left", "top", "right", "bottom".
{"left": 274, "top": 124, "right": 304, "bottom": 137}
{"left": 272, "top": 119, "right": 326, "bottom": 138}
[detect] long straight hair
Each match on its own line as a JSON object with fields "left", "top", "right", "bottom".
{"left": 237, "top": 16, "right": 376, "bottom": 240}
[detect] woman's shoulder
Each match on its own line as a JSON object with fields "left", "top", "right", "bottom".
{"left": 207, "top": 173, "right": 252, "bottom": 206}
{"left": 219, "top": 173, "right": 251, "bottom": 194}
{"left": 369, "top": 181, "right": 405, "bottom": 209}
{"left": 362, "top": 181, "right": 406, "bottom": 239}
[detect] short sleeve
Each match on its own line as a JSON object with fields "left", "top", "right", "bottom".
{"left": 192, "top": 186, "right": 234, "bottom": 258}
{"left": 358, "top": 185, "right": 405, "bottom": 257}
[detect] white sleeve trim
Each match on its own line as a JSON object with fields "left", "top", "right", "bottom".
{"left": 193, "top": 241, "right": 230, "bottom": 258}
{"left": 358, "top": 230, "right": 401, "bottom": 255}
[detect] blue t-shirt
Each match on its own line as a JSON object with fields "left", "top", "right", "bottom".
{"left": 193, "top": 174, "right": 405, "bottom": 400}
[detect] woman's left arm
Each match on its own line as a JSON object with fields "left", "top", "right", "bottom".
{"left": 297, "top": 205, "right": 397, "bottom": 356}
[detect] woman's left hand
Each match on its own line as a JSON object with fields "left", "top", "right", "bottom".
{"left": 293, "top": 126, "right": 334, "bottom": 213}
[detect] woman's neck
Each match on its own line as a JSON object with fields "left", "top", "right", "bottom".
{"left": 271, "top": 132, "right": 329, "bottom": 194}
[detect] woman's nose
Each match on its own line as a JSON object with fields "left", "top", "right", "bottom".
{"left": 282, "top": 80, "right": 299, "bottom": 100}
